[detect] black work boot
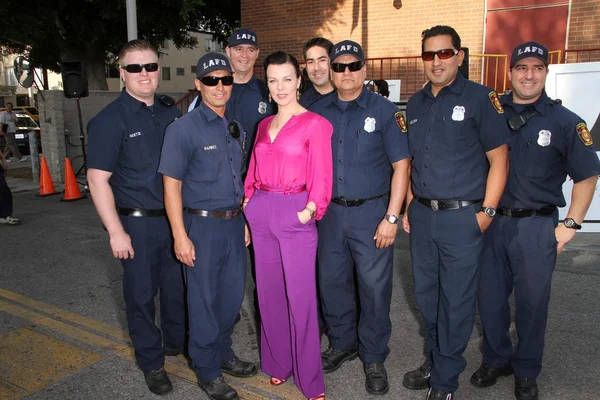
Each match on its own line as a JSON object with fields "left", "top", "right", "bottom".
{"left": 426, "top": 388, "right": 454, "bottom": 399}
{"left": 199, "top": 376, "right": 239, "bottom": 400}
{"left": 515, "top": 377, "right": 538, "bottom": 400}
{"left": 470, "top": 362, "right": 514, "bottom": 388}
{"left": 220, "top": 356, "right": 258, "bottom": 378}
{"left": 364, "top": 362, "right": 389, "bottom": 395}
{"left": 321, "top": 347, "right": 359, "bottom": 373}
{"left": 143, "top": 367, "right": 173, "bottom": 395}
{"left": 403, "top": 359, "right": 433, "bottom": 390}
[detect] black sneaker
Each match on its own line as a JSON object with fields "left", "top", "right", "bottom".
{"left": 220, "top": 356, "right": 257, "bottom": 378}
{"left": 364, "top": 363, "right": 389, "bottom": 395}
{"left": 199, "top": 376, "right": 239, "bottom": 400}
{"left": 515, "top": 377, "right": 538, "bottom": 400}
{"left": 143, "top": 367, "right": 173, "bottom": 395}
{"left": 322, "top": 347, "right": 358, "bottom": 373}
{"left": 403, "top": 359, "right": 433, "bottom": 390}
{"left": 470, "top": 362, "right": 514, "bottom": 388}
{"left": 426, "top": 388, "right": 454, "bottom": 400}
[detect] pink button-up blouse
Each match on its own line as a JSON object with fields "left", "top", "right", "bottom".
{"left": 244, "top": 111, "right": 333, "bottom": 219}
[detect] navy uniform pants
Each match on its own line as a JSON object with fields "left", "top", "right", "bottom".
{"left": 120, "top": 215, "right": 187, "bottom": 372}
{"left": 318, "top": 198, "right": 394, "bottom": 364}
{"left": 0, "top": 166, "right": 13, "bottom": 218}
{"left": 408, "top": 200, "right": 483, "bottom": 393}
{"left": 478, "top": 212, "right": 557, "bottom": 379}
{"left": 184, "top": 213, "right": 247, "bottom": 382}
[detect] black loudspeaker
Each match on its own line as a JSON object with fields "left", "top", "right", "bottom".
{"left": 61, "top": 61, "right": 89, "bottom": 98}
{"left": 459, "top": 47, "right": 469, "bottom": 80}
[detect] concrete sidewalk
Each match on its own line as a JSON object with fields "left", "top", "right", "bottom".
{"left": 0, "top": 184, "right": 598, "bottom": 400}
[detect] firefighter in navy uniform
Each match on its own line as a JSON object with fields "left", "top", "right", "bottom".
{"left": 309, "top": 40, "right": 411, "bottom": 396}
{"left": 159, "top": 53, "right": 257, "bottom": 400}
{"left": 87, "top": 40, "right": 186, "bottom": 396}
{"left": 470, "top": 41, "right": 600, "bottom": 400}
{"left": 225, "top": 28, "right": 273, "bottom": 175}
{"left": 401, "top": 26, "right": 510, "bottom": 400}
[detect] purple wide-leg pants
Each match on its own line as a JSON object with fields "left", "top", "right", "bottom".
{"left": 244, "top": 189, "right": 324, "bottom": 398}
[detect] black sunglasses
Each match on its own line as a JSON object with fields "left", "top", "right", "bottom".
{"left": 122, "top": 63, "right": 159, "bottom": 73}
{"left": 331, "top": 61, "right": 364, "bottom": 73}
{"left": 200, "top": 76, "right": 234, "bottom": 86}
{"left": 421, "top": 49, "right": 458, "bottom": 61}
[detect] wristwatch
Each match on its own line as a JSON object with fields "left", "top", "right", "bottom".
{"left": 563, "top": 218, "right": 582, "bottom": 230}
{"left": 385, "top": 214, "right": 399, "bottom": 224}
{"left": 480, "top": 206, "right": 496, "bottom": 218}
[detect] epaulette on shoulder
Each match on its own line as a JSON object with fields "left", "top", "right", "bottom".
{"left": 157, "top": 94, "right": 175, "bottom": 107}
{"left": 548, "top": 98, "right": 562, "bottom": 106}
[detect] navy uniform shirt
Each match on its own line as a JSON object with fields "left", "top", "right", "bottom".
{"left": 299, "top": 87, "right": 334, "bottom": 109}
{"left": 226, "top": 76, "right": 273, "bottom": 173}
{"left": 158, "top": 102, "right": 244, "bottom": 211}
{"left": 309, "top": 88, "right": 410, "bottom": 199}
{"left": 500, "top": 90, "right": 600, "bottom": 209}
{"left": 87, "top": 89, "right": 180, "bottom": 209}
{"left": 406, "top": 73, "right": 510, "bottom": 200}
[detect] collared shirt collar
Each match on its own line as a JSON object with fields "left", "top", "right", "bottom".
{"left": 423, "top": 72, "right": 466, "bottom": 99}
{"left": 330, "top": 86, "right": 369, "bottom": 110}
{"left": 198, "top": 101, "right": 222, "bottom": 122}
{"left": 119, "top": 88, "right": 160, "bottom": 114}
{"left": 501, "top": 89, "right": 550, "bottom": 116}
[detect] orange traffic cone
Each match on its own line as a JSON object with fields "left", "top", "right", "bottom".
{"left": 61, "top": 157, "right": 87, "bottom": 202}
{"left": 36, "top": 156, "right": 59, "bottom": 197}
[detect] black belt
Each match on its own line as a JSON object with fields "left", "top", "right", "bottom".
{"left": 331, "top": 193, "right": 386, "bottom": 207}
{"left": 117, "top": 207, "right": 166, "bottom": 217}
{"left": 416, "top": 197, "right": 482, "bottom": 211}
{"left": 497, "top": 205, "right": 555, "bottom": 218}
{"left": 186, "top": 206, "right": 242, "bottom": 220}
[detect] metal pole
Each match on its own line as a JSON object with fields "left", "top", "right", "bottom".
{"left": 126, "top": 0, "right": 138, "bottom": 41}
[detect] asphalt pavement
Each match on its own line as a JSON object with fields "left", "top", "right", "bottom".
{"left": 1, "top": 173, "right": 599, "bottom": 400}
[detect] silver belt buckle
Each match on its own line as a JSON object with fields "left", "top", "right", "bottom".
{"left": 225, "top": 210, "right": 233, "bottom": 219}
{"left": 131, "top": 210, "right": 144, "bottom": 217}
{"left": 430, "top": 199, "right": 439, "bottom": 211}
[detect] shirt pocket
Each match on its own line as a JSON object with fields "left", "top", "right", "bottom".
{"left": 189, "top": 147, "right": 218, "bottom": 183}
{"left": 357, "top": 128, "right": 384, "bottom": 163}
{"left": 522, "top": 138, "right": 555, "bottom": 178}
{"left": 122, "top": 135, "right": 153, "bottom": 170}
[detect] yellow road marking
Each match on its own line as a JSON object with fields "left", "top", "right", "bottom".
{"left": 0, "top": 288, "right": 130, "bottom": 342}
{"left": 0, "top": 291, "right": 305, "bottom": 399}
{"left": 0, "top": 328, "right": 101, "bottom": 395}
{"left": 0, "top": 379, "right": 28, "bottom": 399}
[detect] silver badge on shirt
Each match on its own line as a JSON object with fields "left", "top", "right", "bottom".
{"left": 258, "top": 102, "right": 267, "bottom": 115}
{"left": 364, "top": 117, "right": 376, "bottom": 133}
{"left": 537, "top": 130, "right": 551, "bottom": 147}
{"left": 452, "top": 105, "right": 465, "bottom": 121}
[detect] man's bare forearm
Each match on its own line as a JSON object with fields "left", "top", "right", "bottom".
{"left": 163, "top": 176, "right": 186, "bottom": 240}
{"left": 88, "top": 169, "right": 124, "bottom": 236}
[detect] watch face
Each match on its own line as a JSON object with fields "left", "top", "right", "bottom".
{"left": 386, "top": 214, "right": 398, "bottom": 224}
{"left": 484, "top": 207, "right": 496, "bottom": 217}
{"left": 565, "top": 218, "right": 574, "bottom": 228}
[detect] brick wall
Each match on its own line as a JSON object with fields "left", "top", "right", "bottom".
{"left": 242, "top": 0, "right": 485, "bottom": 100}
{"left": 567, "top": 0, "right": 600, "bottom": 63}
{"left": 243, "top": 0, "right": 600, "bottom": 100}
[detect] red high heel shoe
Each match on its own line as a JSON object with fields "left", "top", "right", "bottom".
{"left": 309, "top": 394, "right": 326, "bottom": 400}
{"left": 270, "top": 377, "right": 287, "bottom": 386}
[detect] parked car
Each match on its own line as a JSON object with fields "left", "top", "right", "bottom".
{"left": 0, "top": 106, "right": 39, "bottom": 123}
{"left": 0, "top": 113, "right": 42, "bottom": 155}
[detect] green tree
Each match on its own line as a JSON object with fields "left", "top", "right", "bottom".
{"left": 0, "top": 0, "right": 240, "bottom": 90}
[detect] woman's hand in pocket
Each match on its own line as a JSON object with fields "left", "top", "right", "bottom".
{"left": 297, "top": 209, "right": 312, "bottom": 225}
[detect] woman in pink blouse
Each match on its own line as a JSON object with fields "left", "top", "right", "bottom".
{"left": 243, "top": 51, "right": 333, "bottom": 400}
